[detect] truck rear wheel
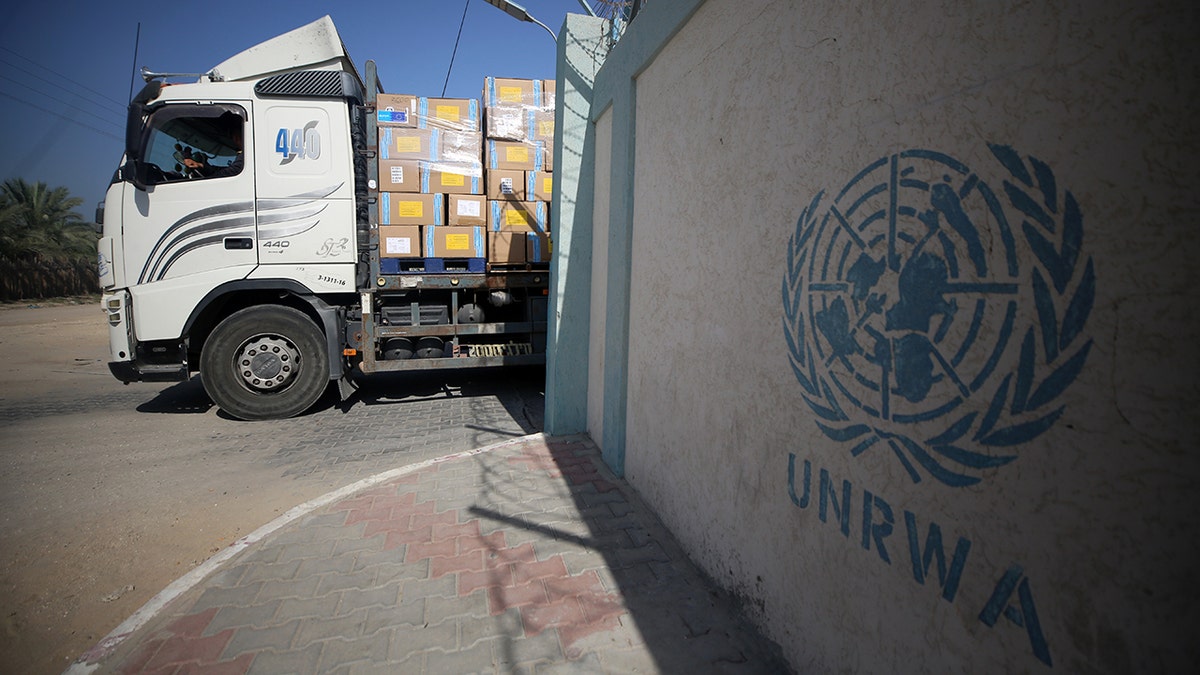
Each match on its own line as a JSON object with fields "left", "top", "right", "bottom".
{"left": 200, "top": 305, "right": 330, "bottom": 420}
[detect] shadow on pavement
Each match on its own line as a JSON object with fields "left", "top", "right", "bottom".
{"left": 135, "top": 377, "right": 214, "bottom": 414}
{"left": 462, "top": 437, "right": 792, "bottom": 672}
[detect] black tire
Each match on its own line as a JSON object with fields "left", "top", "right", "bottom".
{"left": 200, "top": 305, "right": 330, "bottom": 420}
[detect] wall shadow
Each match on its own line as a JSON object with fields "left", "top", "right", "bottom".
{"left": 460, "top": 435, "right": 792, "bottom": 672}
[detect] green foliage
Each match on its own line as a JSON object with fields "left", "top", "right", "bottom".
{"left": 0, "top": 179, "right": 100, "bottom": 300}
{"left": 0, "top": 178, "right": 98, "bottom": 263}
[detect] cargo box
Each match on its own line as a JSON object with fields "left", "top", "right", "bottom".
{"left": 488, "top": 231, "right": 526, "bottom": 264}
{"left": 486, "top": 140, "right": 545, "bottom": 172}
{"left": 529, "top": 109, "right": 554, "bottom": 144}
{"left": 379, "top": 127, "right": 438, "bottom": 161}
{"left": 526, "top": 171, "right": 553, "bottom": 202}
{"left": 377, "top": 93, "right": 417, "bottom": 127}
{"left": 542, "top": 79, "right": 555, "bottom": 109}
{"left": 378, "top": 159, "right": 422, "bottom": 192}
{"left": 526, "top": 232, "right": 551, "bottom": 263}
{"left": 487, "top": 169, "right": 526, "bottom": 200}
{"left": 380, "top": 193, "right": 444, "bottom": 226}
{"left": 426, "top": 167, "right": 483, "bottom": 195}
{"left": 483, "top": 77, "right": 542, "bottom": 108}
{"left": 379, "top": 225, "right": 422, "bottom": 258}
{"left": 416, "top": 97, "right": 480, "bottom": 132}
{"left": 438, "top": 130, "right": 483, "bottom": 165}
{"left": 424, "top": 225, "right": 485, "bottom": 258}
{"left": 448, "top": 195, "right": 487, "bottom": 226}
{"left": 489, "top": 200, "right": 548, "bottom": 232}
{"left": 485, "top": 105, "right": 527, "bottom": 142}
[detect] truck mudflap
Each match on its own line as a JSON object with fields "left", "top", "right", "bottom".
{"left": 107, "top": 360, "right": 189, "bottom": 383}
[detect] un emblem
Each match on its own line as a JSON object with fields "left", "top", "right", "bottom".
{"left": 782, "top": 146, "right": 1095, "bottom": 487}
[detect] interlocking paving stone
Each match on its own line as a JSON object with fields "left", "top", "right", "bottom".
{"left": 88, "top": 434, "right": 789, "bottom": 674}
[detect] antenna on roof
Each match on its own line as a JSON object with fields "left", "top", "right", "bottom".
{"left": 127, "top": 22, "right": 141, "bottom": 103}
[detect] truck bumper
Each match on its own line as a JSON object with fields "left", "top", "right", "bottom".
{"left": 108, "top": 360, "right": 189, "bottom": 383}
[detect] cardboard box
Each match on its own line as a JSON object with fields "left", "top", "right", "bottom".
{"left": 526, "top": 232, "right": 551, "bottom": 263}
{"left": 380, "top": 193, "right": 444, "bottom": 226}
{"left": 449, "top": 195, "right": 487, "bottom": 226}
{"left": 529, "top": 109, "right": 554, "bottom": 144}
{"left": 486, "top": 140, "right": 545, "bottom": 171}
{"left": 424, "top": 225, "right": 484, "bottom": 258}
{"left": 488, "top": 231, "right": 526, "bottom": 264}
{"left": 379, "top": 127, "right": 438, "bottom": 161}
{"left": 483, "top": 77, "right": 542, "bottom": 108}
{"left": 543, "top": 141, "right": 554, "bottom": 172}
{"left": 488, "top": 200, "right": 548, "bottom": 232}
{"left": 439, "top": 131, "right": 483, "bottom": 166}
{"left": 541, "top": 79, "right": 556, "bottom": 109}
{"left": 378, "top": 159, "right": 422, "bottom": 192}
{"left": 426, "top": 167, "right": 483, "bottom": 195}
{"left": 486, "top": 104, "right": 527, "bottom": 142}
{"left": 487, "top": 169, "right": 526, "bottom": 200}
{"left": 416, "top": 97, "right": 480, "bottom": 132}
{"left": 526, "top": 171, "right": 553, "bottom": 202}
{"left": 377, "top": 93, "right": 417, "bottom": 127}
{"left": 379, "top": 225, "right": 422, "bottom": 258}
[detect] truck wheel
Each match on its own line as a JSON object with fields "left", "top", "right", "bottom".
{"left": 200, "top": 305, "right": 330, "bottom": 420}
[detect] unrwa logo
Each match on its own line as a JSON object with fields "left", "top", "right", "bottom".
{"left": 782, "top": 146, "right": 1095, "bottom": 488}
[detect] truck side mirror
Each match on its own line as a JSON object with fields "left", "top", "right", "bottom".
{"left": 95, "top": 201, "right": 105, "bottom": 230}
{"left": 120, "top": 160, "right": 150, "bottom": 191}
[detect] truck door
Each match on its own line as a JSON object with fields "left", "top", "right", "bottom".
{"left": 253, "top": 100, "right": 356, "bottom": 266}
{"left": 121, "top": 103, "right": 256, "bottom": 311}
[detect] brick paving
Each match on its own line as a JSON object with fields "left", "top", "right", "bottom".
{"left": 76, "top": 435, "right": 788, "bottom": 674}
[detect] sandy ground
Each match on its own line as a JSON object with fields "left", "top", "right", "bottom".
{"left": 0, "top": 300, "right": 316, "bottom": 673}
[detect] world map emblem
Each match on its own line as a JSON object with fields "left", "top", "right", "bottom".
{"left": 782, "top": 146, "right": 1095, "bottom": 487}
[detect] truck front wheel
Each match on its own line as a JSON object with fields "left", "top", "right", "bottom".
{"left": 200, "top": 305, "right": 330, "bottom": 420}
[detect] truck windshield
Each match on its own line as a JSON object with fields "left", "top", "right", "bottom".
{"left": 141, "top": 104, "right": 245, "bottom": 182}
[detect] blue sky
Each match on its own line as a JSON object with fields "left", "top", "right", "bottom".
{"left": 0, "top": 0, "right": 591, "bottom": 215}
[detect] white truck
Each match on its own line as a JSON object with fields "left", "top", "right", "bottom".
{"left": 98, "top": 17, "right": 550, "bottom": 420}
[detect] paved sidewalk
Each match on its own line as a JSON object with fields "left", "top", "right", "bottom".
{"left": 72, "top": 434, "right": 789, "bottom": 674}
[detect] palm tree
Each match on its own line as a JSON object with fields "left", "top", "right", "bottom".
{"left": 0, "top": 178, "right": 97, "bottom": 262}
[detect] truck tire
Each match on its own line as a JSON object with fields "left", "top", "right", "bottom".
{"left": 200, "top": 305, "right": 330, "bottom": 420}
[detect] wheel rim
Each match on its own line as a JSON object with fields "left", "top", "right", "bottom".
{"left": 233, "top": 334, "right": 301, "bottom": 392}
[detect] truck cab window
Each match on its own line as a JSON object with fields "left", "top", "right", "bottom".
{"left": 140, "top": 105, "right": 245, "bottom": 183}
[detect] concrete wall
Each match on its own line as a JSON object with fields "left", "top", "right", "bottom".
{"left": 555, "top": 0, "right": 1200, "bottom": 671}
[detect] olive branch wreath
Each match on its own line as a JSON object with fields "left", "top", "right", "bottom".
{"left": 782, "top": 146, "right": 1095, "bottom": 487}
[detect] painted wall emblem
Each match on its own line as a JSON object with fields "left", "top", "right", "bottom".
{"left": 782, "top": 146, "right": 1095, "bottom": 487}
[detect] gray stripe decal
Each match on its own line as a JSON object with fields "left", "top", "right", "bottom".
{"left": 142, "top": 215, "right": 256, "bottom": 283}
{"left": 138, "top": 201, "right": 254, "bottom": 283}
{"left": 154, "top": 230, "right": 255, "bottom": 281}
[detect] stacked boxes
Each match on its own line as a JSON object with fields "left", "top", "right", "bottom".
{"left": 482, "top": 77, "right": 554, "bottom": 265}
{"left": 376, "top": 77, "right": 553, "bottom": 268}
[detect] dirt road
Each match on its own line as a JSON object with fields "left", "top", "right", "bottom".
{"left": 0, "top": 301, "right": 544, "bottom": 673}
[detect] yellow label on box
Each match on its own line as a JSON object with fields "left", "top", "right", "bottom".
{"left": 435, "top": 105, "right": 460, "bottom": 122}
{"left": 445, "top": 233, "right": 470, "bottom": 250}
{"left": 499, "top": 86, "right": 524, "bottom": 103}
{"left": 440, "top": 172, "right": 465, "bottom": 187}
{"left": 395, "top": 137, "right": 421, "bottom": 153}
{"left": 538, "top": 121, "right": 554, "bottom": 137}
{"left": 543, "top": 177, "right": 553, "bottom": 193}
{"left": 506, "top": 146, "right": 529, "bottom": 163}
{"left": 506, "top": 209, "right": 532, "bottom": 227}
{"left": 399, "top": 201, "right": 423, "bottom": 218}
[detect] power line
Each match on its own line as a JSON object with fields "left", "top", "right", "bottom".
{"left": 0, "top": 46, "right": 128, "bottom": 111}
{"left": 0, "top": 75, "right": 124, "bottom": 131}
{"left": 0, "top": 55, "right": 127, "bottom": 118}
{"left": 442, "top": 0, "right": 471, "bottom": 97}
{"left": 0, "top": 90, "right": 123, "bottom": 142}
